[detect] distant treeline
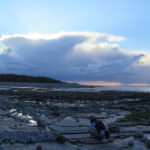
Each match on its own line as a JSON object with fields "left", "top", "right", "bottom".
{"left": 0, "top": 74, "right": 62, "bottom": 83}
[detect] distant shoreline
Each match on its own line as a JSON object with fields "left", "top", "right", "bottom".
{"left": 0, "top": 82, "right": 150, "bottom": 93}
{"left": 0, "top": 74, "right": 62, "bottom": 84}
{"left": 0, "top": 81, "right": 90, "bottom": 88}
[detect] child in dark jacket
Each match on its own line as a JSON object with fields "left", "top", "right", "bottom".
{"left": 89, "top": 117, "right": 110, "bottom": 141}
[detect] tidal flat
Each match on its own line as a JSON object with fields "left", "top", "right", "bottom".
{"left": 0, "top": 85, "right": 150, "bottom": 150}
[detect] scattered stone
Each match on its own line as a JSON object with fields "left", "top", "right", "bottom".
{"left": 133, "top": 131, "right": 144, "bottom": 139}
{"left": 36, "top": 145, "right": 43, "bottom": 150}
{"left": 14, "top": 124, "right": 17, "bottom": 127}
{"left": 0, "top": 131, "right": 56, "bottom": 143}
{"left": 0, "top": 86, "right": 150, "bottom": 150}
{"left": 0, "top": 146, "right": 8, "bottom": 150}
{"left": 128, "top": 140, "right": 134, "bottom": 147}
{"left": 108, "top": 122, "right": 120, "bottom": 133}
{"left": 33, "top": 116, "right": 47, "bottom": 128}
{"left": 56, "top": 135, "right": 66, "bottom": 143}
{"left": 120, "top": 142, "right": 129, "bottom": 149}
{"left": 146, "top": 141, "right": 150, "bottom": 148}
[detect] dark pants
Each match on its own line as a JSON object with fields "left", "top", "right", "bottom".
{"left": 105, "top": 130, "right": 110, "bottom": 139}
{"left": 91, "top": 129, "right": 110, "bottom": 141}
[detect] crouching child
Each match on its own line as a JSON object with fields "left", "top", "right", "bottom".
{"left": 88, "top": 117, "right": 110, "bottom": 141}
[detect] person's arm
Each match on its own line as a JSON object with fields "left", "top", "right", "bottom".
{"left": 88, "top": 122, "right": 96, "bottom": 132}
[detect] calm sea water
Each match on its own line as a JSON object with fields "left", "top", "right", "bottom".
{"left": 0, "top": 82, "right": 150, "bottom": 92}
{"left": 105, "top": 86, "right": 150, "bottom": 92}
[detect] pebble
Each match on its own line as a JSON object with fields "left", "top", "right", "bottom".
{"left": 108, "top": 122, "right": 120, "bottom": 133}
{"left": 0, "top": 131, "right": 56, "bottom": 144}
{"left": 133, "top": 131, "right": 144, "bottom": 139}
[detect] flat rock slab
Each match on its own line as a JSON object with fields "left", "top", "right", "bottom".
{"left": 0, "top": 131, "right": 56, "bottom": 143}
{"left": 54, "top": 117, "right": 89, "bottom": 127}
{"left": 120, "top": 126, "right": 150, "bottom": 133}
{"left": 76, "top": 138, "right": 109, "bottom": 144}
{"left": 62, "top": 133, "right": 89, "bottom": 139}
{"left": 50, "top": 125, "right": 88, "bottom": 132}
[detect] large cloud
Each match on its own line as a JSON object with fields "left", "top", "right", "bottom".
{"left": 0, "top": 32, "right": 150, "bottom": 84}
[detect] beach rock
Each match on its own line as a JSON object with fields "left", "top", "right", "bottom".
{"left": 142, "top": 136, "right": 148, "bottom": 143}
{"left": 33, "top": 116, "right": 47, "bottom": 127}
{"left": 128, "top": 140, "right": 134, "bottom": 147}
{"left": 119, "top": 122, "right": 136, "bottom": 127}
{"left": 108, "top": 122, "right": 120, "bottom": 133}
{"left": 0, "top": 131, "right": 56, "bottom": 143}
{"left": 120, "top": 142, "right": 130, "bottom": 149}
{"left": 146, "top": 141, "right": 150, "bottom": 148}
{"left": 56, "top": 135, "right": 66, "bottom": 143}
{"left": 120, "top": 133, "right": 131, "bottom": 139}
{"left": 0, "top": 146, "right": 8, "bottom": 150}
{"left": 133, "top": 131, "right": 144, "bottom": 139}
{"left": 36, "top": 145, "right": 43, "bottom": 150}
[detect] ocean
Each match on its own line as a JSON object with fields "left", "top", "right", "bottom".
{"left": 0, "top": 82, "right": 150, "bottom": 92}
{"left": 105, "top": 86, "right": 150, "bottom": 92}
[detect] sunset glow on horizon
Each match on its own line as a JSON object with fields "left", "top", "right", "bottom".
{"left": 77, "top": 81, "right": 150, "bottom": 87}
{"left": 77, "top": 81, "right": 123, "bottom": 86}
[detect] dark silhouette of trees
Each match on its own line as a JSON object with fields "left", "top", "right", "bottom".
{"left": 0, "top": 74, "right": 62, "bottom": 83}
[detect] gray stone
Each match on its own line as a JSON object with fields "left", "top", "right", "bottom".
{"left": 133, "top": 131, "right": 144, "bottom": 139}
{"left": 36, "top": 145, "right": 43, "bottom": 150}
{"left": 56, "top": 135, "right": 66, "bottom": 143}
{"left": 108, "top": 122, "right": 120, "bottom": 133}
{"left": 33, "top": 116, "right": 47, "bottom": 128}
{"left": 0, "top": 146, "right": 8, "bottom": 150}
{"left": 146, "top": 141, "right": 150, "bottom": 148}
{"left": 128, "top": 140, "right": 134, "bottom": 147}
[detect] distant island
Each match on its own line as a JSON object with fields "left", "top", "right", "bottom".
{"left": 0, "top": 74, "right": 62, "bottom": 83}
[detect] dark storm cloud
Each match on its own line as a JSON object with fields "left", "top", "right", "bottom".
{"left": 0, "top": 32, "right": 149, "bottom": 83}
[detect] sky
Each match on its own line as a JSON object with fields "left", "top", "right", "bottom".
{"left": 0, "top": 0, "right": 150, "bottom": 85}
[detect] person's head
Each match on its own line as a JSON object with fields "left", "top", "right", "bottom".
{"left": 90, "top": 116, "right": 97, "bottom": 123}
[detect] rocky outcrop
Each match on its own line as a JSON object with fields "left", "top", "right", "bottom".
{"left": 108, "top": 122, "right": 120, "bottom": 133}
{"left": 0, "top": 131, "right": 56, "bottom": 144}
